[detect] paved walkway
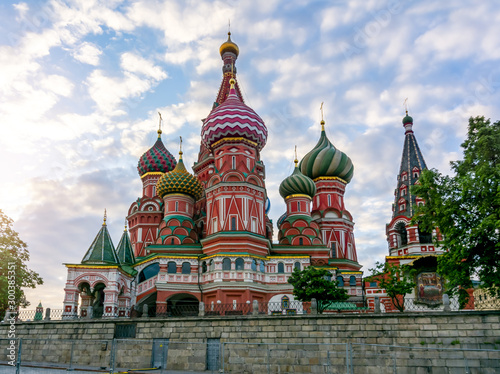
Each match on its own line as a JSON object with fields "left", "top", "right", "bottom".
{"left": 0, "top": 364, "right": 213, "bottom": 374}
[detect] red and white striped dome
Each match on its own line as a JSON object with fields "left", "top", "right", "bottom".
{"left": 201, "top": 79, "right": 267, "bottom": 150}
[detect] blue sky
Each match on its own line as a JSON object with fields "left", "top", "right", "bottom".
{"left": 1, "top": 0, "right": 499, "bottom": 309}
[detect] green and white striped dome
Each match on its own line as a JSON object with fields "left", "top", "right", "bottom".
{"left": 279, "top": 162, "right": 316, "bottom": 199}
{"left": 299, "top": 121, "right": 354, "bottom": 183}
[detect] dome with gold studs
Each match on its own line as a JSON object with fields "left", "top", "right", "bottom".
{"left": 156, "top": 152, "right": 204, "bottom": 201}
{"left": 219, "top": 32, "right": 239, "bottom": 57}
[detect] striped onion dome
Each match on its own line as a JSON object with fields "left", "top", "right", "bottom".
{"left": 156, "top": 153, "right": 204, "bottom": 201}
{"left": 299, "top": 121, "right": 354, "bottom": 183}
{"left": 137, "top": 131, "right": 177, "bottom": 177}
{"left": 201, "top": 79, "right": 267, "bottom": 150}
{"left": 279, "top": 161, "right": 316, "bottom": 199}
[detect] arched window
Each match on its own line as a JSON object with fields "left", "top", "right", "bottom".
{"left": 182, "top": 262, "right": 191, "bottom": 274}
{"left": 259, "top": 261, "right": 265, "bottom": 272}
{"left": 336, "top": 276, "right": 344, "bottom": 287}
{"left": 222, "top": 258, "right": 231, "bottom": 271}
{"left": 349, "top": 275, "right": 356, "bottom": 286}
{"left": 297, "top": 201, "right": 301, "bottom": 211}
{"left": 138, "top": 263, "right": 160, "bottom": 283}
{"left": 232, "top": 156, "right": 236, "bottom": 169}
{"left": 328, "top": 194, "right": 331, "bottom": 206}
{"left": 202, "top": 261, "right": 207, "bottom": 273}
{"left": 167, "top": 261, "right": 177, "bottom": 274}
{"left": 235, "top": 258, "right": 244, "bottom": 270}
{"left": 231, "top": 216, "right": 236, "bottom": 231}
{"left": 281, "top": 296, "right": 290, "bottom": 309}
{"left": 396, "top": 222, "right": 408, "bottom": 246}
{"left": 299, "top": 238, "right": 303, "bottom": 245}
{"left": 277, "top": 262, "right": 285, "bottom": 274}
{"left": 175, "top": 201, "right": 178, "bottom": 211}
{"left": 419, "top": 227, "right": 433, "bottom": 244}
{"left": 294, "top": 262, "right": 301, "bottom": 272}
{"left": 209, "top": 259, "right": 214, "bottom": 271}
{"left": 251, "top": 259, "right": 257, "bottom": 271}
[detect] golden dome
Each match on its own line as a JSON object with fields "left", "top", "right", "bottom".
{"left": 219, "top": 32, "right": 239, "bottom": 57}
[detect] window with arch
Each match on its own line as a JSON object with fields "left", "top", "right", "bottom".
{"left": 251, "top": 259, "right": 257, "bottom": 271}
{"left": 231, "top": 216, "right": 236, "bottom": 231}
{"left": 152, "top": 186, "right": 156, "bottom": 196}
{"left": 235, "top": 258, "right": 244, "bottom": 270}
{"left": 259, "top": 260, "right": 265, "bottom": 272}
{"left": 299, "top": 238, "right": 303, "bottom": 245}
{"left": 222, "top": 258, "right": 231, "bottom": 271}
{"left": 328, "top": 194, "right": 331, "bottom": 206}
{"left": 232, "top": 156, "right": 236, "bottom": 169}
{"left": 395, "top": 222, "right": 408, "bottom": 247}
{"left": 401, "top": 173, "right": 408, "bottom": 181}
{"left": 297, "top": 201, "right": 301, "bottom": 211}
{"left": 167, "top": 261, "right": 177, "bottom": 274}
{"left": 209, "top": 259, "right": 214, "bottom": 271}
{"left": 281, "top": 295, "right": 290, "bottom": 309}
{"left": 349, "top": 275, "right": 356, "bottom": 286}
{"left": 294, "top": 262, "right": 301, "bottom": 272}
{"left": 202, "top": 261, "right": 207, "bottom": 273}
{"left": 181, "top": 262, "right": 191, "bottom": 274}
{"left": 277, "top": 262, "right": 285, "bottom": 274}
{"left": 138, "top": 263, "right": 160, "bottom": 283}
{"left": 336, "top": 276, "right": 344, "bottom": 287}
{"left": 171, "top": 238, "right": 175, "bottom": 245}
{"left": 175, "top": 201, "right": 179, "bottom": 212}
{"left": 418, "top": 227, "right": 433, "bottom": 244}
{"left": 399, "top": 202, "right": 406, "bottom": 211}
{"left": 401, "top": 186, "right": 407, "bottom": 196}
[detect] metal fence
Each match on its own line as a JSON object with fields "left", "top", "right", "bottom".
{"left": 1, "top": 338, "right": 499, "bottom": 373}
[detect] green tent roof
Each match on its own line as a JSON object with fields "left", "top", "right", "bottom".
{"left": 81, "top": 223, "right": 119, "bottom": 265}
{"left": 116, "top": 229, "right": 135, "bottom": 265}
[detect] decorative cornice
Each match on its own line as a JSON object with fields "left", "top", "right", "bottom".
{"left": 140, "top": 172, "right": 164, "bottom": 179}
{"left": 313, "top": 176, "right": 347, "bottom": 183}
{"left": 211, "top": 137, "right": 258, "bottom": 148}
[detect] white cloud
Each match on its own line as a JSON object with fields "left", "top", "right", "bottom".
{"left": 71, "top": 41, "right": 102, "bottom": 65}
{"left": 121, "top": 52, "right": 167, "bottom": 80}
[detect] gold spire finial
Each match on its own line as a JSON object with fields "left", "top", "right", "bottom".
{"left": 179, "top": 136, "right": 183, "bottom": 159}
{"left": 294, "top": 145, "right": 298, "bottom": 167}
{"left": 320, "top": 102, "right": 325, "bottom": 131}
{"left": 103, "top": 209, "right": 107, "bottom": 226}
{"left": 158, "top": 112, "right": 163, "bottom": 138}
{"left": 403, "top": 98, "right": 408, "bottom": 116}
{"left": 124, "top": 218, "right": 127, "bottom": 232}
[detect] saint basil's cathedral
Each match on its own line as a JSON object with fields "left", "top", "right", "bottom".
{"left": 62, "top": 33, "right": 439, "bottom": 318}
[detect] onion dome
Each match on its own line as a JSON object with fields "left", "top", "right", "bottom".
{"left": 137, "top": 128, "right": 177, "bottom": 177}
{"left": 219, "top": 32, "right": 239, "bottom": 57}
{"left": 156, "top": 151, "right": 204, "bottom": 201}
{"left": 279, "top": 159, "right": 316, "bottom": 199}
{"left": 403, "top": 112, "right": 413, "bottom": 124}
{"left": 201, "top": 78, "right": 267, "bottom": 150}
{"left": 299, "top": 120, "right": 354, "bottom": 183}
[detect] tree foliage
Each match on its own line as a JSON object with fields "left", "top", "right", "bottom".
{"left": 367, "top": 261, "right": 416, "bottom": 312}
{"left": 288, "top": 266, "right": 348, "bottom": 314}
{"left": 0, "top": 210, "right": 43, "bottom": 319}
{"left": 412, "top": 116, "right": 500, "bottom": 306}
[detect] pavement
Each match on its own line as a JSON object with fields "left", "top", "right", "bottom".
{"left": 0, "top": 364, "right": 216, "bottom": 374}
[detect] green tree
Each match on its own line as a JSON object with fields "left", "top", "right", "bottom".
{"left": 412, "top": 116, "right": 500, "bottom": 307}
{"left": 288, "top": 266, "right": 348, "bottom": 314}
{"left": 0, "top": 210, "right": 43, "bottom": 319}
{"left": 367, "top": 261, "right": 416, "bottom": 312}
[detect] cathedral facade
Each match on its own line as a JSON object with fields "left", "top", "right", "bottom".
{"left": 63, "top": 33, "right": 381, "bottom": 318}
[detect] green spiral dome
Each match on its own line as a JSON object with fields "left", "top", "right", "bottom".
{"left": 156, "top": 156, "right": 204, "bottom": 200}
{"left": 279, "top": 164, "right": 316, "bottom": 199}
{"left": 299, "top": 124, "right": 354, "bottom": 183}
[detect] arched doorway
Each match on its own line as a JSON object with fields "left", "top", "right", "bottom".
{"left": 135, "top": 292, "right": 157, "bottom": 317}
{"left": 92, "top": 283, "right": 106, "bottom": 318}
{"left": 167, "top": 294, "right": 199, "bottom": 317}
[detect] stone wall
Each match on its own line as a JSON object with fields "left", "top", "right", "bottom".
{"left": 1, "top": 311, "right": 499, "bottom": 373}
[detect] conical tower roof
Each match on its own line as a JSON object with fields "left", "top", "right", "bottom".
{"left": 116, "top": 224, "right": 135, "bottom": 265}
{"left": 392, "top": 112, "right": 428, "bottom": 219}
{"left": 81, "top": 212, "right": 119, "bottom": 265}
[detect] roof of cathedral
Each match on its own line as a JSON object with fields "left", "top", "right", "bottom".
{"left": 81, "top": 212, "right": 120, "bottom": 265}
{"left": 116, "top": 225, "right": 135, "bottom": 265}
{"left": 279, "top": 158, "right": 316, "bottom": 199}
{"left": 137, "top": 129, "right": 177, "bottom": 177}
{"left": 392, "top": 113, "right": 428, "bottom": 219}
{"left": 299, "top": 120, "right": 354, "bottom": 183}
{"left": 201, "top": 79, "right": 267, "bottom": 150}
{"left": 157, "top": 151, "right": 204, "bottom": 200}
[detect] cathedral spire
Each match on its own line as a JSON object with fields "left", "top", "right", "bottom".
{"left": 391, "top": 111, "right": 427, "bottom": 220}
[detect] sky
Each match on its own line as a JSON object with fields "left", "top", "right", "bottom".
{"left": 1, "top": 0, "right": 499, "bottom": 310}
